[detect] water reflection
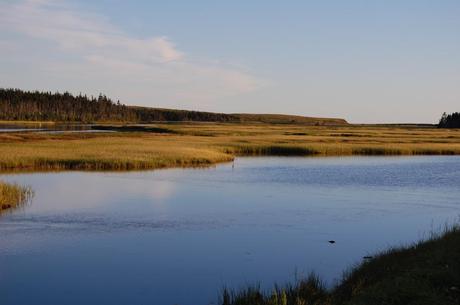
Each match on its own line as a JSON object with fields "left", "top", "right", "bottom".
{"left": 0, "top": 157, "right": 459, "bottom": 305}
{"left": 0, "top": 123, "right": 115, "bottom": 133}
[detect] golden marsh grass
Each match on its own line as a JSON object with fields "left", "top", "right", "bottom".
{"left": 0, "top": 181, "right": 34, "bottom": 212}
{"left": 1, "top": 123, "right": 460, "bottom": 172}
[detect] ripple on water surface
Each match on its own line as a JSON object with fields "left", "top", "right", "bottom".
{"left": 0, "top": 156, "right": 459, "bottom": 305}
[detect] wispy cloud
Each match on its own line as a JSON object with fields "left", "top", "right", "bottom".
{"left": 0, "top": 0, "right": 264, "bottom": 107}
{"left": 1, "top": 0, "right": 183, "bottom": 62}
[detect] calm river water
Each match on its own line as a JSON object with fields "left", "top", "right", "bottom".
{"left": 1, "top": 156, "right": 459, "bottom": 305}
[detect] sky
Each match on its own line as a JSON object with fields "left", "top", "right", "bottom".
{"left": 0, "top": 0, "right": 459, "bottom": 123}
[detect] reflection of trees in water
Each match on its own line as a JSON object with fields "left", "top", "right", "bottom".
{"left": 0, "top": 181, "right": 34, "bottom": 214}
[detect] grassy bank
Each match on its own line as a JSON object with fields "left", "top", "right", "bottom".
{"left": 1, "top": 123, "right": 460, "bottom": 172}
{"left": 220, "top": 226, "right": 460, "bottom": 305}
{"left": 0, "top": 181, "right": 34, "bottom": 212}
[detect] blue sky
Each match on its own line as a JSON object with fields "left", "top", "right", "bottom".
{"left": 1, "top": 0, "right": 459, "bottom": 123}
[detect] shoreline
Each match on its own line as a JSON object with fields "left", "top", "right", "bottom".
{"left": 220, "top": 225, "right": 460, "bottom": 305}
{"left": 2, "top": 150, "right": 460, "bottom": 174}
{"left": 1, "top": 122, "right": 460, "bottom": 173}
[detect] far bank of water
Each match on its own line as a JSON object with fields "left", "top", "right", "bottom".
{"left": 0, "top": 122, "right": 114, "bottom": 133}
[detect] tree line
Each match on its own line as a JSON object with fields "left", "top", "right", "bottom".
{"left": 0, "top": 88, "right": 238, "bottom": 123}
{"left": 439, "top": 112, "right": 460, "bottom": 128}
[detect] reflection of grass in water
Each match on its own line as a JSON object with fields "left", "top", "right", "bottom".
{"left": 0, "top": 181, "right": 34, "bottom": 212}
{"left": 221, "top": 225, "right": 460, "bottom": 305}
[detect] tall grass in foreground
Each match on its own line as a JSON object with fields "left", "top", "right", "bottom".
{"left": 0, "top": 181, "right": 34, "bottom": 212}
{"left": 221, "top": 273, "right": 328, "bottom": 305}
{"left": 220, "top": 225, "right": 460, "bottom": 305}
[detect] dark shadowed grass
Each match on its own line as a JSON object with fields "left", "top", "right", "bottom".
{"left": 0, "top": 181, "right": 34, "bottom": 212}
{"left": 219, "top": 225, "right": 460, "bottom": 305}
{"left": 351, "top": 147, "right": 402, "bottom": 155}
{"left": 91, "top": 125, "right": 177, "bottom": 134}
{"left": 220, "top": 273, "right": 328, "bottom": 305}
{"left": 225, "top": 145, "right": 320, "bottom": 156}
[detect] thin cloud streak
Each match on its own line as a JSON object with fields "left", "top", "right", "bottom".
{"left": 0, "top": 0, "right": 183, "bottom": 62}
{"left": 0, "top": 0, "right": 265, "bottom": 107}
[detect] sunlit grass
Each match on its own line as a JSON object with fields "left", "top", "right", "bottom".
{"left": 1, "top": 123, "right": 460, "bottom": 172}
{"left": 0, "top": 181, "right": 34, "bottom": 212}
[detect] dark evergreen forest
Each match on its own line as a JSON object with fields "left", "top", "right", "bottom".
{"left": 439, "top": 112, "right": 460, "bottom": 128}
{"left": 0, "top": 88, "right": 238, "bottom": 123}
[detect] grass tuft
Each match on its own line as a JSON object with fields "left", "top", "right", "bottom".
{"left": 221, "top": 273, "right": 327, "bottom": 305}
{"left": 0, "top": 181, "right": 34, "bottom": 212}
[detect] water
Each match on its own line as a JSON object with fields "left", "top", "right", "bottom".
{"left": 0, "top": 123, "right": 114, "bottom": 133}
{"left": 0, "top": 156, "right": 459, "bottom": 305}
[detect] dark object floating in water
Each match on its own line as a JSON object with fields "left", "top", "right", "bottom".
{"left": 328, "top": 240, "right": 336, "bottom": 244}
{"left": 363, "top": 256, "right": 373, "bottom": 259}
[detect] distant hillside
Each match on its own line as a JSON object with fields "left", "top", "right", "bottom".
{"left": 128, "top": 106, "right": 237, "bottom": 122}
{"left": 0, "top": 88, "right": 347, "bottom": 125}
{"left": 234, "top": 113, "right": 348, "bottom": 125}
